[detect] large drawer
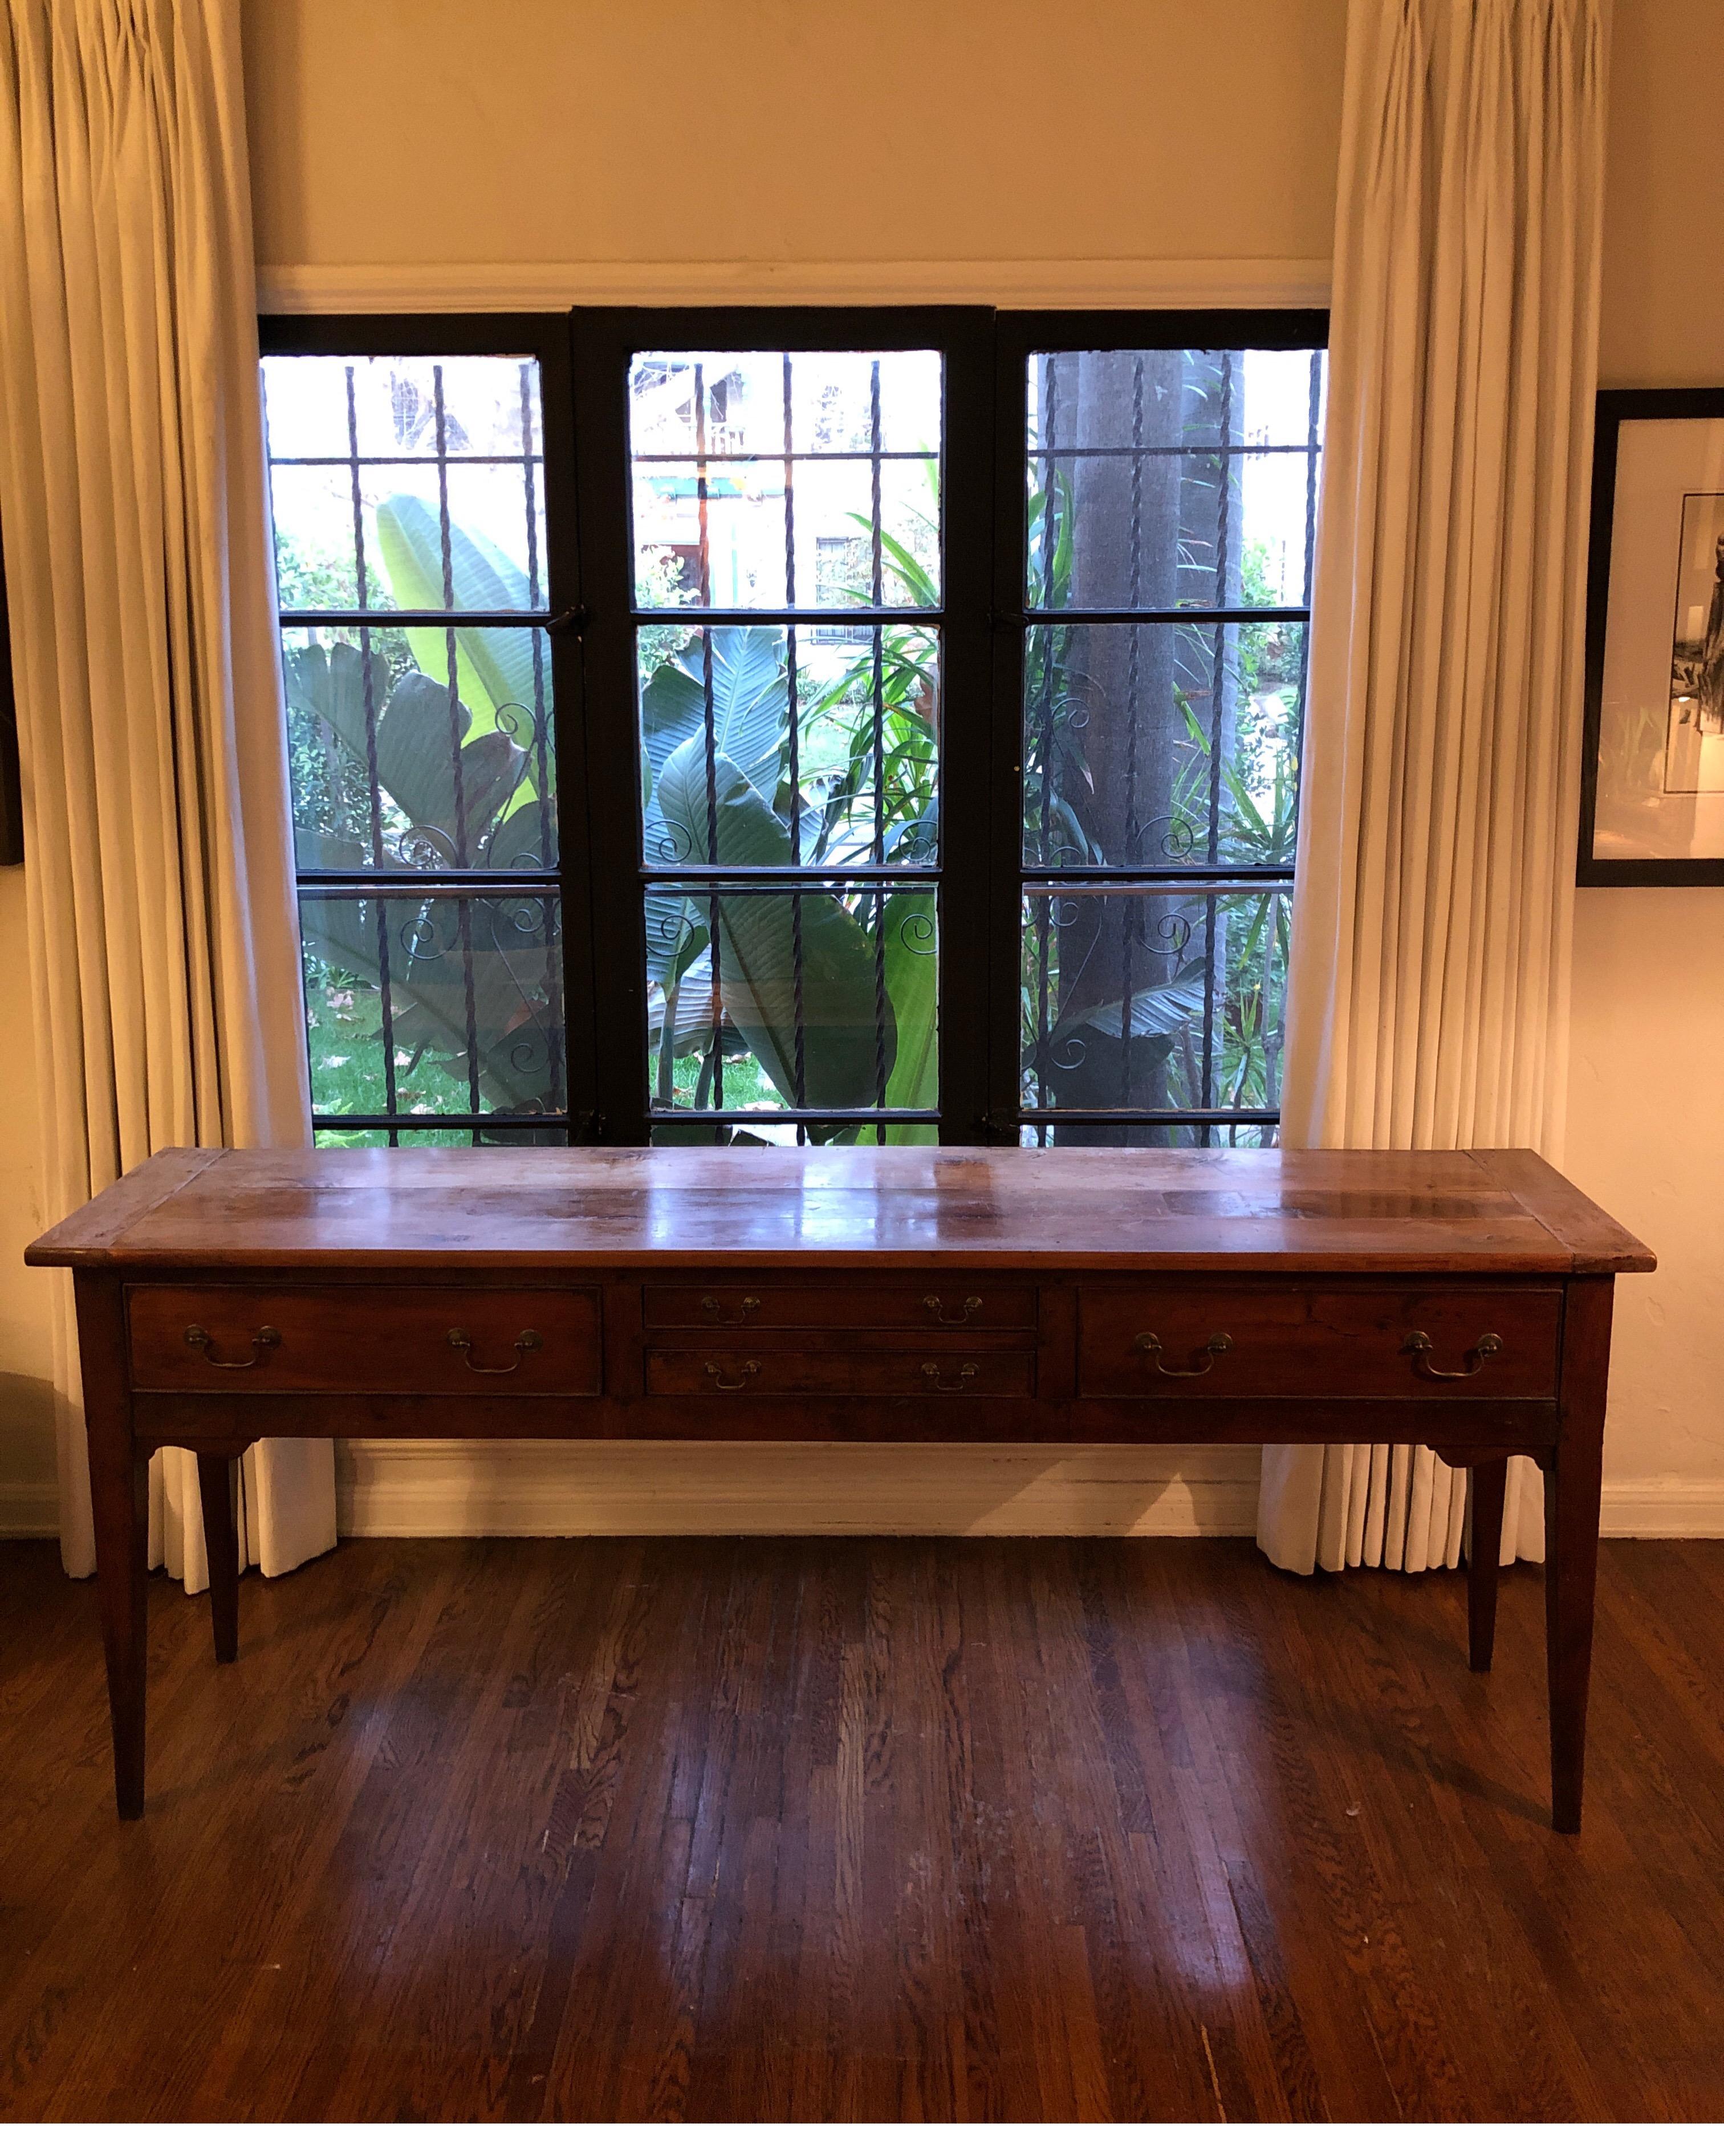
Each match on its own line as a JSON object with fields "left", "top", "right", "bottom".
{"left": 1078, "top": 1286, "right": 1562, "bottom": 1400}
{"left": 643, "top": 1280, "right": 1034, "bottom": 1332}
{"left": 645, "top": 1348, "right": 1033, "bottom": 1398}
{"left": 127, "top": 1284, "right": 603, "bottom": 1396}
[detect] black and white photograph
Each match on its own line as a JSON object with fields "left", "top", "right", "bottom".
{"left": 1661, "top": 492, "right": 1724, "bottom": 792}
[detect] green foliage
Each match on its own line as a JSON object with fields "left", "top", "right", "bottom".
{"left": 288, "top": 495, "right": 559, "bottom": 1127}
{"left": 640, "top": 623, "right": 935, "bottom": 1138}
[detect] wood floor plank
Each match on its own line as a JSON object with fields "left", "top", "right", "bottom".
{"left": 2, "top": 1535, "right": 1722, "bottom": 2122}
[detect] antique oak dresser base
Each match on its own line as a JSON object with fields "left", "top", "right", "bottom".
{"left": 26, "top": 1146, "right": 1654, "bottom": 1832}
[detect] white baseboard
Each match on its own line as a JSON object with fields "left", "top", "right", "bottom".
{"left": 333, "top": 1443, "right": 1724, "bottom": 1542}
{"left": 336, "top": 1441, "right": 1264, "bottom": 1539}
{"left": 8, "top": 1458, "right": 1722, "bottom": 1544}
{"left": 255, "top": 257, "right": 1333, "bottom": 316}
{"left": 1599, "top": 1478, "right": 1724, "bottom": 1537}
{"left": 0, "top": 1482, "right": 58, "bottom": 1538}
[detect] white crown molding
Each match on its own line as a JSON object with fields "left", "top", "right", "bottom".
{"left": 255, "top": 257, "right": 1333, "bottom": 316}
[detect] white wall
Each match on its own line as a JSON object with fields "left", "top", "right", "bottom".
{"left": 1563, "top": 0, "right": 1724, "bottom": 1530}
{"left": 2, "top": 0, "right": 1719, "bottom": 1535}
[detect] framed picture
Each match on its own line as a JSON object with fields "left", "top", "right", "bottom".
{"left": 1579, "top": 388, "right": 1724, "bottom": 883}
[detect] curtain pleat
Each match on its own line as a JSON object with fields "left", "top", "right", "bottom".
{"left": 0, "top": 0, "right": 334, "bottom": 1587}
{"left": 1260, "top": 0, "right": 1609, "bottom": 1575}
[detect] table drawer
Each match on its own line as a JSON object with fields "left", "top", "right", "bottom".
{"left": 1078, "top": 1286, "right": 1562, "bottom": 1400}
{"left": 645, "top": 1348, "right": 1033, "bottom": 1398}
{"left": 642, "top": 1280, "right": 1035, "bottom": 1332}
{"left": 127, "top": 1284, "right": 602, "bottom": 1396}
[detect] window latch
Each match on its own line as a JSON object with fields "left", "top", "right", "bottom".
{"left": 546, "top": 606, "right": 589, "bottom": 638}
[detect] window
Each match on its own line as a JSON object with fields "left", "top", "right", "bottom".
{"left": 260, "top": 310, "right": 1324, "bottom": 1149}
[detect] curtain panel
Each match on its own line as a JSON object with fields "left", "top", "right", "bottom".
{"left": 1262, "top": 0, "right": 1611, "bottom": 1573}
{"left": 0, "top": 0, "right": 333, "bottom": 1585}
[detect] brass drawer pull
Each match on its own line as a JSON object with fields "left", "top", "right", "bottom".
{"left": 446, "top": 1326, "right": 542, "bottom": 1374}
{"left": 921, "top": 1360, "right": 979, "bottom": 1393}
{"left": 184, "top": 1323, "right": 280, "bottom": 1370}
{"left": 704, "top": 1359, "right": 761, "bottom": 1391}
{"left": 1135, "top": 1330, "right": 1231, "bottom": 1378}
{"left": 1404, "top": 1329, "right": 1502, "bottom": 1382}
{"left": 922, "top": 1294, "right": 983, "bottom": 1326}
{"left": 700, "top": 1294, "right": 762, "bottom": 1324}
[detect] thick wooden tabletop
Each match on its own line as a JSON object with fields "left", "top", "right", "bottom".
{"left": 23, "top": 1145, "right": 1654, "bottom": 1276}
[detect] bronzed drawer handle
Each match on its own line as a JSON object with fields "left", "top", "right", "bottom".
{"left": 704, "top": 1360, "right": 761, "bottom": 1391}
{"left": 921, "top": 1361, "right": 979, "bottom": 1393}
{"left": 446, "top": 1327, "right": 542, "bottom": 1374}
{"left": 922, "top": 1294, "right": 983, "bottom": 1326}
{"left": 1134, "top": 1331, "right": 1231, "bottom": 1378}
{"left": 700, "top": 1294, "right": 762, "bottom": 1324}
{"left": 184, "top": 1323, "right": 280, "bottom": 1370}
{"left": 1403, "top": 1330, "right": 1502, "bottom": 1382}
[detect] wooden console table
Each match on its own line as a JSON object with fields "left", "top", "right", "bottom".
{"left": 26, "top": 1144, "right": 1653, "bottom": 1830}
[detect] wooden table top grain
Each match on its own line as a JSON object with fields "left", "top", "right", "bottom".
{"left": 23, "top": 1143, "right": 1656, "bottom": 1275}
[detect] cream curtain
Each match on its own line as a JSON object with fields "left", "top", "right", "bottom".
{"left": 0, "top": 0, "right": 334, "bottom": 1587}
{"left": 1259, "top": 0, "right": 1609, "bottom": 1574}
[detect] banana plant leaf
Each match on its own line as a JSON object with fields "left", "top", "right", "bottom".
{"left": 640, "top": 625, "right": 786, "bottom": 828}
{"left": 1049, "top": 969, "right": 1207, "bottom": 1044}
{"left": 296, "top": 875, "right": 559, "bottom": 1114}
{"left": 374, "top": 495, "right": 540, "bottom": 737}
{"left": 872, "top": 887, "right": 938, "bottom": 1144}
{"left": 285, "top": 642, "right": 525, "bottom": 867}
{"left": 640, "top": 625, "right": 788, "bottom": 986}
{"left": 383, "top": 889, "right": 560, "bottom": 1111}
{"left": 657, "top": 735, "right": 891, "bottom": 1128}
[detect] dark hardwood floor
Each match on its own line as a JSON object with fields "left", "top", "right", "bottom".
{"left": 1, "top": 1531, "right": 1721, "bottom": 2121}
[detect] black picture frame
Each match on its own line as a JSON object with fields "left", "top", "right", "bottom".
{"left": 1578, "top": 385, "right": 1724, "bottom": 886}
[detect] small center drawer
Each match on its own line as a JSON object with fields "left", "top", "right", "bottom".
{"left": 645, "top": 1348, "right": 1032, "bottom": 1398}
{"left": 127, "top": 1284, "right": 602, "bottom": 1395}
{"left": 643, "top": 1280, "right": 1034, "bottom": 1332}
{"left": 1078, "top": 1286, "right": 1562, "bottom": 1399}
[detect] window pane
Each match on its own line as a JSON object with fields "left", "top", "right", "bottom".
{"left": 263, "top": 354, "right": 548, "bottom": 613}
{"left": 1025, "top": 349, "right": 1324, "bottom": 612}
{"left": 299, "top": 888, "right": 564, "bottom": 1122}
{"left": 1019, "top": 884, "right": 1289, "bottom": 1121}
{"left": 628, "top": 349, "right": 941, "bottom": 609}
{"left": 1022, "top": 621, "right": 1302, "bottom": 869}
{"left": 639, "top": 624, "right": 939, "bottom": 872}
{"left": 645, "top": 880, "right": 936, "bottom": 1136}
{"left": 284, "top": 625, "right": 557, "bottom": 873}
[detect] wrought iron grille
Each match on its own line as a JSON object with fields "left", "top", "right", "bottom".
{"left": 263, "top": 344, "right": 568, "bottom": 1147}
{"left": 1016, "top": 341, "right": 1324, "bottom": 1147}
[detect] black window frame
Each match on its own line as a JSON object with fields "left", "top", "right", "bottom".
{"left": 259, "top": 304, "right": 1326, "bottom": 1150}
